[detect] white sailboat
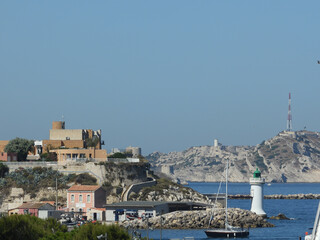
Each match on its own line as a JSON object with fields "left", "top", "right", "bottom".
{"left": 205, "top": 159, "right": 249, "bottom": 238}
{"left": 305, "top": 201, "right": 320, "bottom": 240}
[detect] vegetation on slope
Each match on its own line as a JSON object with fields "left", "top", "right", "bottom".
{"left": 130, "top": 177, "right": 208, "bottom": 203}
{"left": 0, "top": 214, "right": 130, "bottom": 240}
{"left": 0, "top": 167, "right": 97, "bottom": 197}
{"left": 0, "top": 163, "right": 9, "bottom": 178}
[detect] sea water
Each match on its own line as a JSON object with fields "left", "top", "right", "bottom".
{"left": 138, "top": 182, "right": 320, "bottom": 240}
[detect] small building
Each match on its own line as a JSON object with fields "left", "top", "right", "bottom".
{"left": 11, "top": 202, "right": 55, "bottom": 217}
{"left": 38, "top": 210, "right": 65, "bottom": 220}
{"left": 0, "top": 141, "right": 9, "bottom": 153}
{"left": 8, "top": 208, "right": 19, "bottom": 215}
{"left": 50, "top": 148, "right": 107, "bottom": 163}
{"left": 0, "top": 152, "right": 17, "bottom": 161}
{"left": 104, "top": 201, "right": 208, "bottom": 222}
{"left": 125, "top": 146, "right": 142, "bottom": 157}
{"left": 87, "top": 208, "right": 106, "bottom": 221}
{"left": 67, "top": 185, "right": 106, "bottom": 216}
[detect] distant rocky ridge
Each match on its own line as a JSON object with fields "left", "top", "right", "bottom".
{"left": 146, "top": 131, "right": 320, "bottom": 183}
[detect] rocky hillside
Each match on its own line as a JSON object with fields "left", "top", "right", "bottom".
{"left": 129, "top": 178, "right": 210, "bottom": 203}
{"left": 147, "top": 131, "right": 320, "bottom": 183}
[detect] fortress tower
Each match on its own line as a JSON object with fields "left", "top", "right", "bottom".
{"left": 250, "top": 168, "right": 267, "bottom": 217}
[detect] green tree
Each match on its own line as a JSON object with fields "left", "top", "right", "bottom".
{"left": 4, "top": 138, "right": 34, "bottom": 161}
{"left": 40, "top": 152, "right": 57, "bottom": 161}
{"left": 0, "top": 214, "right": 67, "bottom": 240}
{"left": 0, "top": 163, "right": 9, "bottom": 178}
{"left": 0, "top": 214, "right": 131, "bottom": 240}
{"left": 85, "top": 137, "right": 100, "bottom": 148}
{"left": 67, "top": 223, "right": 130, "bottom": 240}
{"left": 109, "top": 152, "right": 127, "bottom": 158}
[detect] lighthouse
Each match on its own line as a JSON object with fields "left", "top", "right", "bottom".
{"left": 250, "top": 168, "right": 267, "bottom": 217}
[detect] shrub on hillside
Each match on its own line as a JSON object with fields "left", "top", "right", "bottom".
{"left": 0, "top": 168, "right": 97, "bottom": 195}
{"left": 0, "top": 214, "right": 67, "bottom": 240}
{"left": 108, "top": 152, "right": 127, "bottom": 158}
{"left": 0, "top": 163, "right": 9, "bottom": 178}
{"left": 68, "top": 173, "right": 97, "bottom": 185}
{"left": 0, "top": 215, "right": 131, "bottom": 240}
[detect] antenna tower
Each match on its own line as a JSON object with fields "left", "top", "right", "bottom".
{"left": 286, "top": 93, "right": 292, "bottom": 131}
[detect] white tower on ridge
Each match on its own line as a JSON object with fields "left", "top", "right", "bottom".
{"left": 250, "top": 168, "right": 267, "bottom": 217}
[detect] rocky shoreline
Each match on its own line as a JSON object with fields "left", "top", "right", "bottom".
{"left": 121, "top": 208, "right": 274, "bottom": 229}
{"left": 228, "top": 194, "right": 320, "bottom": 199}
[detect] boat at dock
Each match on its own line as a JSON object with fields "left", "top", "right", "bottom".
{"left": 205, "top": 159, "right": 249, "bottom": 238}
{"left": 205, "top": 226, "right": 249, "bottom": 238}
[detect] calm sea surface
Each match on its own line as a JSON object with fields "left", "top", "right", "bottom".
{"left": 138, "top": 182, "right": 320, "bottom": 240}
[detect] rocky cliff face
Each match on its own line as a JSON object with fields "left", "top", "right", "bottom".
{"left": 129, "top": 178, "right": 210, "bottom": 204}
{"left": 147, "top": 131, "right": 320, "bottom": 183}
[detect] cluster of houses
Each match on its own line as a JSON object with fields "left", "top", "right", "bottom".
{"left": 0, "top": 120, "right": 142, "bottom": 163}
{"left": 8, "top": 185, "right": 107, "bottom": 221}
{"left": 2, "top": 120, "right": 208, "bottom": 224}
{"left": 7, "top": 183, "right": 208, "bottom": 223}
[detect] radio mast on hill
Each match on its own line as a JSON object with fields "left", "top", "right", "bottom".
{"left": 287, "top": 93, "right": 292, "bottom": 131}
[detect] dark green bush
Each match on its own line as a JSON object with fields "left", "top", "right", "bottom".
{"left": 0, "top": 214, "right": 67, "bottom": 240}
{"left": 0, "top": 215, "right": 130, "bottom": 240}
{"left": 0, "top": 163, "right": 9, "bottom": 178}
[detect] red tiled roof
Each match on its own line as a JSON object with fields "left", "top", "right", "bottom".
{"left": 17, "top": 202, "right": 47, "bottom": 209}
{"left": 68, "top": 185, "right": 100, "bottom": 192}
{"left": 90, "top": 208, "right": 106, "bottom": 211}
{"left": 41, "top": 201, "right": 55, "bottom": 206}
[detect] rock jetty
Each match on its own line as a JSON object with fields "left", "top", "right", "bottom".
{"left": 121, "top": 208, "right": 274, "bottom": 229}
{"left": 227, "top": 194, "right": 320, "bottom": 199}
{"left": 264, "top": 194, "right": 320, "bottom": 199}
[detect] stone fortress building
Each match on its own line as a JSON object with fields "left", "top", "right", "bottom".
{"left": 42, "top": 121, "right": 107, "bottom": 162}
{"left": 0, "top": 121, "right": 107, "bottom": 162}
{"left": 0, "top": 120, "right": 142, "bottom": 163}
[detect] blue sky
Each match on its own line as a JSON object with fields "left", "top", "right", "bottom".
{"left": 1, "top": 1, "right": 320, "bottom": 154}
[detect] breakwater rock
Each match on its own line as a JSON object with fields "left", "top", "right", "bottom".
{"left": 264, "top": 194, "right": 320, "bottom": 199}
{"left": 121, "top": 208, "right": 274, "bottom": 229}
{"left": 270, "top": 213, "right": 290, "bottom": 220}
{"left": 227, "top": 194, "right": 320, "bottom": 199}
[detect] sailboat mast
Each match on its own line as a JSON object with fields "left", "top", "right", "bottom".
{"left": 225, "top": 158, "right": 228, "bottom": 229}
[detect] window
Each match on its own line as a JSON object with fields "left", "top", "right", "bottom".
{"left": 71, "top": 194, "right": 75, "bottom": 202}
{"left": 79, "top": 194, "right": 83, "bottom": 202}
{"left": 87, "top": 194, "right": 91, "bottom": 203}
